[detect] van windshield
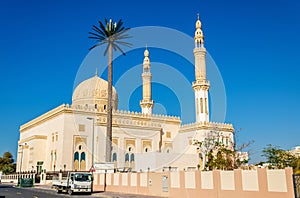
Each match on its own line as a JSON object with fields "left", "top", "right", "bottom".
{"left": 74, "top": 173, "right": 92, "bottom": 182}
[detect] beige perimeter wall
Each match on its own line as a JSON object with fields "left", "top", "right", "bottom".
{"left": 92, "top": 168, "right": 295, "bottom": 198}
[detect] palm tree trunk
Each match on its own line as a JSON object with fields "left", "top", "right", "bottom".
{"left": 106, "top": 43, "right": 113, "bottom": 162}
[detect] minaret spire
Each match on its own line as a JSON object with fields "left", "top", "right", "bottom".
{"left": 140, "top": 46, "right": 154, "bottom": 115}
{"left": 192, "top": 15, "right": 210, "bottom": 122}
{"left": 95, "top": 68, "right": 98, "bottom": 76}
{"left": 195, "top": 14, "right": 204, "bottom": 48}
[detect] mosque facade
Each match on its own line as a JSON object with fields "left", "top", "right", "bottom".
{"left": 16, "top": 17, "right": 234, "bottom": 173}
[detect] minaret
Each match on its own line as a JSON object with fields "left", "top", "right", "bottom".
{"left": 140, "top": 46, "right": 154, "bottom": 115}
{"left": 192, "top": 14, "right": 210, "bottom": 122}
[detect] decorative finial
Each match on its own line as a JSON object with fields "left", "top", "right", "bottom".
{"left": 197, "top": 13, "right": 200, "bottom": 20}
{"left": 144, "top": 44, "right": 149, "bottom": 57}
{"left": 95, "top": 68, "right": 98, "bottom": 76}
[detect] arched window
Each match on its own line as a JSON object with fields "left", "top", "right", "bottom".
{"left": 74, "top": 152, "right": 79, "bottom": 161}
{"left": 125, "top": 153, "right": 129, "bottom": 162}
{"left": 130, "top": 154, "right": 135, "bottom": 162}
{"left": 80, "top": 152, "right": 86, "bottom": 171}
{"left": 112, "top": 153, "right": 117, "bottom": 161}
{"left": 80, "top": 152, "right": 85, "bottom": 162}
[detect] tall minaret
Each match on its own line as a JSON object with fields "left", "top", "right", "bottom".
{"left": 140, "top": 46, "right": 154, "bottom": 115}
{"left": 192, "top": 14, "right": 210, "bottom": 122}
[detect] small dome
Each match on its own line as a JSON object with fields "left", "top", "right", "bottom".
{"left": 72, "top": 75, "right": 118, "bottom": 111}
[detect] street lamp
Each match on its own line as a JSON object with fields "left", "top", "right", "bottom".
{"left": 87, "top": 117, "right": 95, "bottom": 169}
{"left": 19, "top": 143, "right": 27, "bottom": 173}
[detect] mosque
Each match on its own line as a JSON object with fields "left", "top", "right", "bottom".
{"left": 16, "top": 17, "right": 234, "bottom": 173}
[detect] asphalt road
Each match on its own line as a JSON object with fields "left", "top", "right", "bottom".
{"left": 0, "top": 183, "right": 93, "bottom": 198}
{"left": 0, "top": 183, "right": 163, "bottom": 198}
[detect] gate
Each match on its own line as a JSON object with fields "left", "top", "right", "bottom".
{"left": 162, "top": 175, "right": 168, "bottom": 192}
{"left": 294, "top": 174, "right": 300, "bottom": 198}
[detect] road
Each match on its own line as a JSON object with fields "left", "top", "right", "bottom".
{"left": 0, "top": 183, "right": 92, "bottom": 198}
{"left": 0, "top": 183, "right": 163, "bottom": 198}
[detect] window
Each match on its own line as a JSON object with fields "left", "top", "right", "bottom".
{"left": 125, "top": 153, "right": 129, "bottom": 162}
{"left": 200, "top": 98, "right": 203, "bottom": 113}
{"left": 196, "top": 98, "right": 199, "bottom": 114}
{"left": 79, "top": 124, "right": 85, "bottom": 132}
{"left": 104, "top": 105, "right": 106, "bottom": 110}
{"left": 52, "top": 135, "right": 54, "bottom": 142}
{"left": 95, "top": 104, "right": 97, "bottom": 109}
{"left": 74, "top": 152, "right": 79, "bottom": 170}
{"left": 166, "top": 132, "right": 171, "bottom": 138}
{"left": 130, "top": 154, "right": 135, "bottom": 162}
{"left": 79, "top": 145, "right": 82, "bottom": 150}
{"left": 37, "top": 161, "right": 43, "bottom": 174}
{"left": 56, "top": 134, "right": 58, "bottom": 141}
{"left": 128, "top": 147, "right": 132, "bottom": 152}
{"left": 145, "top": 148, "right": 148, "bottom": 153}
{"left": 205, "top": 98, "right": 208, "bottom": 114}
{"left": 80, "top": 152, "right": 85, "bottom": 161}
{"left": 112, "top": 153, "right": 117, "bottom": 161}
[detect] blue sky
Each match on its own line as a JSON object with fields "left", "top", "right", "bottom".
{"left": 0, "top": 0, "right": 299, "bottom": 163}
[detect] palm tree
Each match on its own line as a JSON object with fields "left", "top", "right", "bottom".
{"left": 89, "top": 18, "right": 131, "bottom": 162}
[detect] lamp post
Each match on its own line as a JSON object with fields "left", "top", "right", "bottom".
{"left": 19, "top": 143, "right": 27, "bottom": 173}
{"left": 87, "top": 117, "right": 95, "bottom": 193}
{"left": 18, "top": 143, "right": 27, "bottom": 185}
{"left": 87, "top": 117, "right": 95, "bottom": 169}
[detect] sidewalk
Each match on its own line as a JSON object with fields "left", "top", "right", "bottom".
{"left": 92, "top": 191, "right": 164, "bottom": 198}
{"left": 33, "top": 183, "right": 52, "bottom": 189}
{"left": 33, "top": 183, "right": 163, "bottom": 197}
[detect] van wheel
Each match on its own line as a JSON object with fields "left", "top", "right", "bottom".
{"left": 57, "top": 189, "right": 62, "bottom": 193}
{"left": 68, "top": 189, "right": 73, "bottom": 195}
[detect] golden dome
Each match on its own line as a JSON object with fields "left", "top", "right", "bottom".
{"left": 72, "top": 75, "right": 118, "bottom": 111}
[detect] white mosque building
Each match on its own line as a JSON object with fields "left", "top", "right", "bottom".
{"left": 16, "top": 17, "right": 234, "bottom": 173}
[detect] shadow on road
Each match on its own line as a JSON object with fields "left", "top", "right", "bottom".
{"left": 0, "top": 184, "right": 15, "bottom": 189}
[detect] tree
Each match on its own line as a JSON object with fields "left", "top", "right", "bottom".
{"left": 0, "top": 151, "right": 16, "bottom": 174}
{"left": 193, "top": 128, "right": 253, "bottom": 170}
{"left": 193, "top": 131, "right": 220, "bottom": 169}
{"left": 89, "top": 19, "right": 131, "bottom": 162}
{"left": 262, "top": 144, "right": 300, "bottom": 173}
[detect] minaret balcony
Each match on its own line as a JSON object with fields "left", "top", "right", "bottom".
{"left": 140, "top": 99, "right": 154, "bottom": 105}
{"left": 192, "top": 79, "right": 210, "bottom": 86}
{"left": 192, "top": 80, "right": 210, "bottom": 90}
